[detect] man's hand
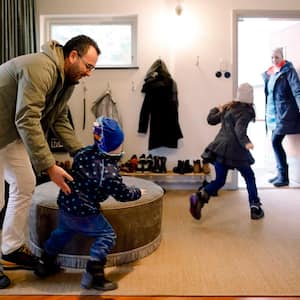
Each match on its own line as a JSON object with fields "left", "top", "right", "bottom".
{"left": 47, "top": 164, "right": 73, "bottom": 195}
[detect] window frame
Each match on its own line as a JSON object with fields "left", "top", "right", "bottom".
{"left": 40, "top": 14, "right": 138, "bottom": 69}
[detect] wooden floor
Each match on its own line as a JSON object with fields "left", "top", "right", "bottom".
{"left": 1, "top": 296, "right": 300, "bottom": 300}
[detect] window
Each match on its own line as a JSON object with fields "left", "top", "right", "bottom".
{"left": 40, "top": 15, "right": 138, "bottom": 68}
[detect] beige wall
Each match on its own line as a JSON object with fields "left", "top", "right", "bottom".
{"left": 36, "top": 0, "right": 300, "bottom": 171}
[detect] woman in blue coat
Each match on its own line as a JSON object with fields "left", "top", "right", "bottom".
{"left": 262, "top": 47, "right": 300, "bottom": 187}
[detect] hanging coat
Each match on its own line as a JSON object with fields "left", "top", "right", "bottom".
{"left": 138, "top": 59, "right": 183, "bottom": 150}
{"left": 91, "top": 90, "right": 122, "bottom": 127}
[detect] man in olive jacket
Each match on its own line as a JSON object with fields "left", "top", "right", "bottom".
{"left": 0, "top": 35, "right": 100, "bottom": 288}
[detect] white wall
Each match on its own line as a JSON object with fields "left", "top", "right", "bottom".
{"left": 36, "top": 0, "right": 300, "bottom": 170}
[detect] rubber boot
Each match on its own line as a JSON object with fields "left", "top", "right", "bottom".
{"left": 81, "top": 259, "right": 117, "bottom": 291}
{"left": 273, "top": 166, "right": 289, "bottom": 187}
{"left": 152, "top": 156, "right": 161, "bottom": 173}
{"left": 159, "top": 156, "right": 167, "bottom": 173}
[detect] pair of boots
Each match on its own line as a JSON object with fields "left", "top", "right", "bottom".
{"left": 151, "top": 156, "right": 167, "bottom": 173}
{"left": 35, "top": 253, "right": 117, "bottom": 291}
{"left": 269, "top": 166, "right": 289, "bottom": 187}
{"left": 173, "top": 160, "right": 193, "bottom": 174}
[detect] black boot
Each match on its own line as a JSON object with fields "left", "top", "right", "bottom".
{"left": 250, "top": 199, "right": 264, "bottom": 220}
{"left": 159, "top": 156, "right": 167, "bottom": 173}
{"left": 173, "top": 160, "right": 185, "bottom": 174}
{"left": 189, "top": 189, "right": 210, "bottom": 220}
{"left": 81, "top": 259, "right": 117, "bottom": 291}
{"left": 0, "top": 271, "right": 10, "bottom": 289}
{"left": 152, "top": 156, "right": 161, "bottom": 173}
{"left": 273, "top": 166, "right": 289, "bottom": 187}
{"left": 184, "top": 160, "right": 193, "bottom": 173}
{"left": 34, "top": 251, "right": 61, "bottom": 278}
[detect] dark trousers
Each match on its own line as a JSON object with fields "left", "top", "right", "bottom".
{"left": 271, "top": 132, "right": 288, "bottom": 172}
{"left": 204, "top": 161, "right": 259, "bottom": 206}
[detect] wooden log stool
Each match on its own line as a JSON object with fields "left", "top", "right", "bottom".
{"left": 29, "top": 177, "right": 164, "bottom": 268}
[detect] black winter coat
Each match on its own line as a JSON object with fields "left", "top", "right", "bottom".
{"left": 201, "top": 103, "right": 255, "bottom": 169}
{"left": 138, "top": 59, "right": 183, "bottom": 150}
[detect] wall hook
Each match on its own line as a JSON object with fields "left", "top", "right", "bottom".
{"left": 196, "top": 56, "right": 200, "bottom": 67}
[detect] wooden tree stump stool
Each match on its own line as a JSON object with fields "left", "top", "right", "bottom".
{"left": 29, "top": 177, "right": 164, "bottom": 268}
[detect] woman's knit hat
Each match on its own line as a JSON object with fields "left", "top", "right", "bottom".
{"left": 235, "top": 82, "right": 254, "bottom": 104}
{"left": 93, "top": 116, "right": 124, "bottom": 153}
{"left": 272, "top": 47, "right": 284, "bottom": 59}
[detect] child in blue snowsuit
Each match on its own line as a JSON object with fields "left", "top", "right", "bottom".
{"left": 35, "top": 117, "right": 142, "bottom": 291}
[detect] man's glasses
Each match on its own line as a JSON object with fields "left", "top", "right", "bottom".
{"left": 78, "top": 54, "right": 96, "bottom": 71}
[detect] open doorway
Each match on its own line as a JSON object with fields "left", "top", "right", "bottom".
{"left": 234, "top": 12, "right": 300, "bottom": 188}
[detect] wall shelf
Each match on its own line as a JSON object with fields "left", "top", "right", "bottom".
{"left": 121, "top": 171, "right": 210, "bottom": 190}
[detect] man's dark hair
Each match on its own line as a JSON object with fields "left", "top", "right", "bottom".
{"left": 63, "top": 35, "right": 101, "bottom": 58}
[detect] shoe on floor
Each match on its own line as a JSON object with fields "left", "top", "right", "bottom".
{"left": 1, "top": 245, "right": 39, "bottom": 270}
{"left": 189, "top": 193, "right": 203, "bottom": 220}
{"left": 81, "top": 271, "right": 118, "bottom": 291}
{"left": 34, "top": 252, "right": 61, "bottom": 278}
{"left": 0, "top": 271, "right": 11, "bottom": 289}
{"left": 273, "top": 179, "right": 289, "bottom": 187}
{"left": 250, "top": 205, "right": 264, "bottom": 220}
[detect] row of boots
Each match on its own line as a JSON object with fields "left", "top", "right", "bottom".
{"left": 120, "top": 154, "right": 167, "bottom": 173}
{"left": 35, "top": 252, "right": 117, "bottom": 291}
{"left": 173, "top": 159, "right": 211, "bottom": 175}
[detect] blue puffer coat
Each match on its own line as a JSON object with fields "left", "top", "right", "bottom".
{"left": 262, "top": 60, "right": 300, "bottom": 134}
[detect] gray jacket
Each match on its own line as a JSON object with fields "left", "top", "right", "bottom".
{"left": 0, "top": 40, "right": 83, "bottom": 172}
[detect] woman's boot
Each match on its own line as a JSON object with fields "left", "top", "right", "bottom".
{"left": 273, "top": 166, "right": 289, "bottom": 187}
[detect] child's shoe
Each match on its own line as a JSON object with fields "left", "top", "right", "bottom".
{"left": 250, "top": 205, "right": 264, "bottom": 220}
{"left": 81, "top": 260, "right": 117, "bottom": 291}
{"left": 189, "top": 190, "right": 210, "bottom": 220}
{"left": 34, "top": 251, "right": 61, "bottom": 278}
{"left": 189, "top": 193, "right": 202, "bottom": 220}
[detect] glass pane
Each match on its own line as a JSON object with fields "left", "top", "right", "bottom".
{"left": 50, "top": 24, "right": 132, "bottom": 67}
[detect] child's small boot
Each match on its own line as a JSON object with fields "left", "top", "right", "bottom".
{"left": 250, "top": 199, "right": 264, "bottom": 220}
{"left": 34, "top": 251, "right": 61, "bottom": 278}
{"left": 81, "top": 259, "right": 118, "bottom": 291}
{"left": 189, "top": 190, "right": 210, "bottom": 220}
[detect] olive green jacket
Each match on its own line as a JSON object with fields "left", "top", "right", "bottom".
{"left": 0, "top": 41, "right": 83, "bottom": 173}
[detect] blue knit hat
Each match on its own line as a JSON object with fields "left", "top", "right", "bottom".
{"left": 93, "top": 116, "right": 124, "bottom": 153}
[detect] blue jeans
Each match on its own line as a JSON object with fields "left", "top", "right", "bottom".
{"left": 44, "top": 210, "right": 116, "bottom": 262}
{"left": 204, "top": 161, "right": 259, "bottom": 206}
{"left": 271, "top": 132, "right": 287, "bottom": 172}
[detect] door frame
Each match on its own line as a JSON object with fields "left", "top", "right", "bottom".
{"left": 231, "top": 10, "right": 300, "bottom": 189}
